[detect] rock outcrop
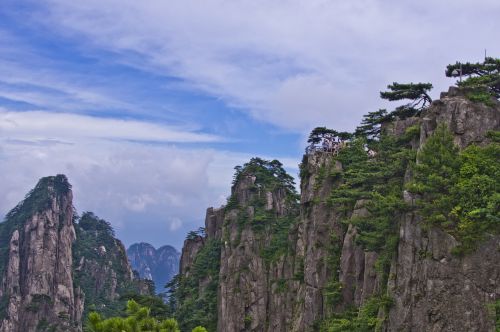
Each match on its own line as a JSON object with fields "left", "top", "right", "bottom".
{"left": 127, "top": 242, "right": 180, "bottom": 294}
{"left": 0, "top": 175, "right": 83, "bottom": 332}
{"left": 385, "top": 88, "right": 500, "bottom": 332}
{"left": 0, "top": 176, "right": 149, "bottom": 331}
{"left": 176, "top": 88, "right": 500, "bottom": 332}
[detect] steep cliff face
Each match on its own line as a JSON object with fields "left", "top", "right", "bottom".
{"left": 175, "top": 159, "right": 301, "bottom": 332}
{"left": 385, "top": 88, "right": 500, "bottom": 332}
{"left": 0, "top": 176, "right": 150, "bottom": 332}
{"left": 176, "top": 88, "right": 500, "bottom": 332}
{"left": 217, "top": 172, "right": 300, "bottom": 332}
{"left": 0, "top": 175, "right": 83, "bottom": 332}
{"left": 127, "top": 242, "right": 180, "bottom": 294}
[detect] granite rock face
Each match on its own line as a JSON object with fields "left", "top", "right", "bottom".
{"left": 178, "top": 87, "right": 500, "bottom": 332}
{"left": 0, "top": 176, "right": 147, "bottom": 332}
{"left": 217, "top": 175, "right": 300, "bottom": 332}
{"left": 385, "top": 88, "right": 500, "bottom": 332}
{"left": 0, "top": 175, "right": 83, "bottom": 332}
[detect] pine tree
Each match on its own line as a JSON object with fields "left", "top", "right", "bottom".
{"left": 354, "top": 109, "right": 390, "bottom": 141}
{"left": 307, "top": 127, "right": 338, "bottom": 144}
{"left": 380, "top": 82, "right": 433, "bottom": 119}
{"left": 408, "top": 124, "right": 460, "bottom": 226}
{"left": 446, "top": 57, "right": 500, "bottom": 102}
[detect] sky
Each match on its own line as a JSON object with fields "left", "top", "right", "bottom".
{"left": 1, "top": 0, "right": 499, "bottom": 250}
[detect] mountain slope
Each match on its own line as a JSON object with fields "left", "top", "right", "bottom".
{"left": 127, "top": 242, "right": 180, "bottom": 294}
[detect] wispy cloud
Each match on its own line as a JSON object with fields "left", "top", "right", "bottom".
{"left": 0, "top": 109, "right": 221, "bottom": 143}
{"left": 33, "top": 0, "right": 500, "bottom": 131}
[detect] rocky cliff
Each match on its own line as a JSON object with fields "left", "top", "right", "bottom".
{"left": 0, "top": 176, "right": 149, "bottom": 331}
{"left": 0, "top": 175, "right": 82, "bottom": 332}
{"left": 127, "top": 242, "right": 180, "bottom": 294}
{"left": 175, "top": 87, "right": 500, "bottom": 332}
{"left": 385, "top": 87, "right": 500, "bottom": 332}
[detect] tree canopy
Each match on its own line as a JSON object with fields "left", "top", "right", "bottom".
{"left": 446, "top": 57, "right": 500, "bottom": 102}
{"left": 380, "top": 82, "right": 433, "bottom": 119}
{"left": 307, "top": 127, "right": 338, "bottom": 144}
{"left": 85, "top": 300, "right": 181, "bottom": 332}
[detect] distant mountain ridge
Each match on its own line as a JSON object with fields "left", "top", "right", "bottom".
{"left": 127, "top": 242, "right": 180, "bottom": 294}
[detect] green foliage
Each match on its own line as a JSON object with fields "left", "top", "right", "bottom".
{"left": 308, "top": 127, "right": 339, "bottom": 144}
{"left": 191, "top": 327, "right": 208, "bottom": 332}
{"left": 73, "top": 212, "right": 149, "bottom": 321}
{"left": 232, "top": 158, "right": 297, "bottom": 194}
{"left": 409, "top": 127, "right": 500, "bottom": 253}
{"left": 320, "top": 295, "right": 392, "bottom": 332}
{"left": 487, "top": 299, "right": 500, "bottom": 332}
{"left": 319, "top": 115, "right": 417, "bottom": 329}
{"left": 84, "top": 300, "right": 181, "bottom": 332}
{"left": 354, "top": 109, "right": 390, "bottom": 141}
{"left": 446, "top": 57, "right": 500, "bottom": 100}
{"left": 169, "top": 239, "right": 221, "bottom": 331}
{"left": 407, "top": 124, "right": 460, "bottom": 227}
{"left": 451, "top": 142, "right": 500, "bottom": 254}
{"left": 260, "top": 214, "right": 297, "bottom": 264}
{"left": 244, "top": 314, "right": 252, "bottom": 328}
{"left": 328, "top": 138, "right": 372, "bottom": 210}
{"left": 119, "top": 294, "right": 173, "bottom": 320}
{"left": 324, "top": 232, "right": 342, "bottom": 308}
{"left": 186, "top": 228, "right": 205, "bottom": 241}
{"left": 380, "top": 82, "right": 433, "bottom": 116}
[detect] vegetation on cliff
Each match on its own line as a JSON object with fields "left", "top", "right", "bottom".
{"left": 85, "top": 300, "right": 180, "bottom": 332}
{"left": 409, "top": 125, "right": 500, "bottom": 254}
{"left": 167, "top": 238, "right": 220, "bottom": 331}
{"left": 74, "top": 212, "right": 149, "bottom": 320}
{"left": 0, "top": 175, "right": 71, "bottom": 280}
{"left": 446, "top": 57, "right": 500, "bottom": 104}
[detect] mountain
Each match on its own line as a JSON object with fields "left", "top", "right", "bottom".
{"left": 0, "top": 175, "right": 151, "bottom": 332}
{"left": 172, "top": 87, "right": 500, "bottom": 331}
{"left": 127, "top": 243, "right": 180, "bottom": 294}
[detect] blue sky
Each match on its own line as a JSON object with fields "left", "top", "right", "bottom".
{"left": 1, "top": 0, "right": 499, "bottom": 250}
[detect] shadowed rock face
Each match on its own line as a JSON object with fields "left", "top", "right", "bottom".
{"left": 0, "top": 175, "right": 83, "bottom": 332}
{"left": 175, "top": 88, "right": 500, "bottom": 331}
{"left": 127, "top": 242, "right": 180, "bottom": 293}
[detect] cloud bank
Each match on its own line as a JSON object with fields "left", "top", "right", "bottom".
{"left": 37, "top": 0, "right": 500, "bottom": 131}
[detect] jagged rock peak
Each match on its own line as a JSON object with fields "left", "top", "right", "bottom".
{"left": 0, "top": 174, "right": 82, "bottom": 332}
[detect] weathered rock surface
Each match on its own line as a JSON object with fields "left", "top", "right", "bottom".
{"left": 177, "top": 87, "right": 500, "bottom": 332}
{"left": 385, "top": 87, "right": 500, "bottom": 332}
{"left": 0, "top": 176, "right": 148, "bottom": 332}
{"left": 0, "top": 175, "right": 83, "bottom": 332}
{"left": 217, "top": 176, "right": 299, "bottom": 332}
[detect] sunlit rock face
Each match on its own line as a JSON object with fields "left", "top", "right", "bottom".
{"left": 0, "top": 175, "right": 83, "bottom": 332}
{"left": 177, "top": 88, "right": 499, "bottom": 332}
{"left": 0, "top": 175, "right": 149, "bottom": 332}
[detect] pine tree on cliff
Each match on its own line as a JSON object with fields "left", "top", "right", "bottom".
{"left": 355, "top": 82, "right": 432, "bottom": 141}
{"left": 446, "top": 57, "right": 500, "bottom": 102}
{"left": 354, "top": 109, "right": 390, "bottom": 141}
{"left": 380, "top": 82, "right": 433, "bottom": 118}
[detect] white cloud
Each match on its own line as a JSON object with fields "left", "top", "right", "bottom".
{"left": 0, "top": 109, "right": 220, "bottom": 143}
{"left": 34, "top": 0, "right": 500, "bottom": 131}
{"left": 0, "top": 109, "right": 298, "bottom": 248}
{"left": 168, "top": 217, "right": 183, "bottom": 231}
